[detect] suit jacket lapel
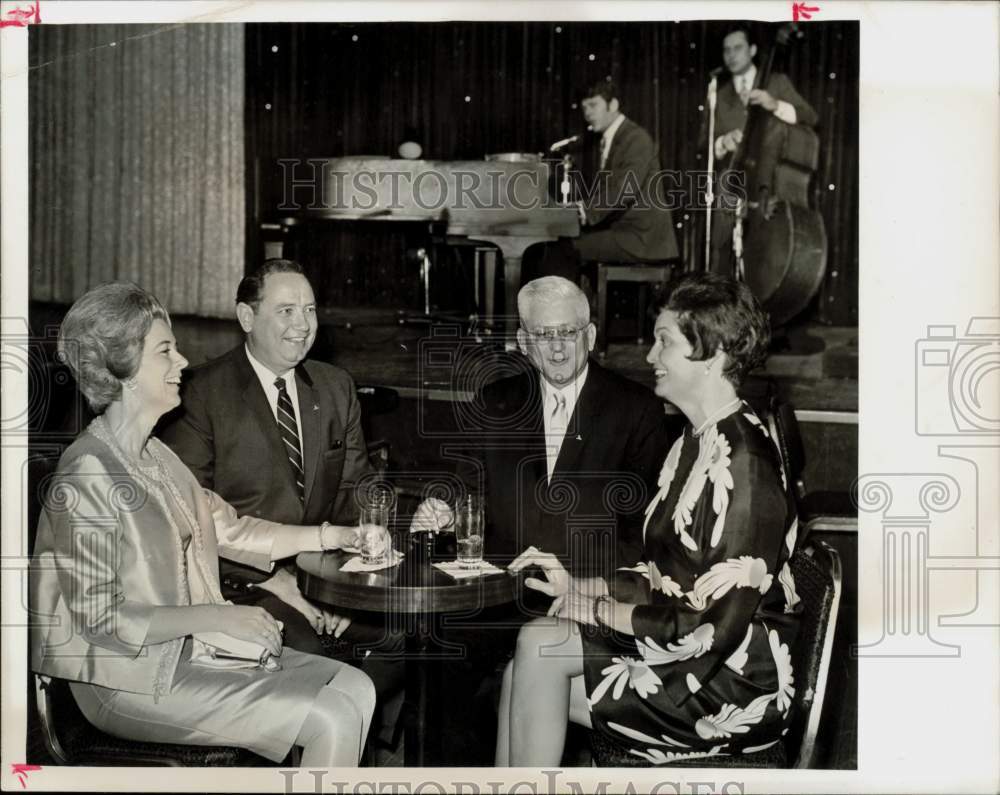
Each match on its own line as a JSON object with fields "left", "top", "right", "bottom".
{"left": 605, "top": 118, "right": 632, "bottom": 170}
{"left": 237, "top": 349, "right": 296, "bottom": 494}
{"left": 553, "top": 361, "right": 604, "bottom": 477}
{"left": 295, "top": 365, "right": 322, "bottom": 507}
{"left": 522, "top": 370, "right": 550, "bottom": 491}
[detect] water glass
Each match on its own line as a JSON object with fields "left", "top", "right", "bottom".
{"left": 454, "top": 494, "right": 485, "bottom": 569}
{"left": 359, "top": 490, "right": 393, "bottom": 565}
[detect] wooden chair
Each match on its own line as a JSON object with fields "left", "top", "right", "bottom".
{"left": 590, "top": 541, "right": 842, "bottom": 768}
{"left": 591, "top": 262, "right": 677, "bottom": 357}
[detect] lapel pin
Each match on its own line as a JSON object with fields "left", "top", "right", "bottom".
{"left": 576, "top": 434, "right": 583, "bottom": 441}
{"left": 313, "top": 404, "right": 320, "bottom": 411}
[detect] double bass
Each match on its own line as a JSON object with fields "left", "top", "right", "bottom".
{"left": 712, "top": 23, "right": 828, "bottom": 328}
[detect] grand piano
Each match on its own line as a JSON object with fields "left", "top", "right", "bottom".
{"left": 260, "top": 156, "right": 580, "bottom": 334}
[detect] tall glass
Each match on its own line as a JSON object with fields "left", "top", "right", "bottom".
{"left": 359, "top": 488, "right": 393, "bottom": 565}
{"left": 454, "top": 494, "right": 485, "bottom": 569}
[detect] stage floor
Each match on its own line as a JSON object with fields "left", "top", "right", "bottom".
{"left": 315, "top": 310, "right": 859, "bottom": 416}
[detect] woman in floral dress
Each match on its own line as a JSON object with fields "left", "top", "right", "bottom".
{"left": 496, "top": 272, "right": 801, "bottom": 766}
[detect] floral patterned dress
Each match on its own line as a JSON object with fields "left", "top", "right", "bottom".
{"left": 581, "top": 404, "right": 802, "bottom": 764}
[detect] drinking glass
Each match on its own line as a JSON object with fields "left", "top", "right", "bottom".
{"left": 359, "top": 488, "right": 394, "bottom": 565}
{"left": 454, "top": 494, "right": 485, "bottom": 569}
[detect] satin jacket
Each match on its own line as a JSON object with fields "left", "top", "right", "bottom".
{"left": 30, "top": 416, "right": 294, "bottom": 699}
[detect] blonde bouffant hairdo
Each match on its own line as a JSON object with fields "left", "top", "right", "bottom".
{"left": 57, "top": 282, "right": 171, "bottom": 413}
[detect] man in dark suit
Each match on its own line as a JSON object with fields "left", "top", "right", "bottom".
{"left": 415, "top": 275, "right": 670, "bottom": 578}
{"left": 411, "top": 275, "right": 670, "bottom": 764}
{"left": 526, "top": 82, "right": 677, "bottom": 285}
{"left": 575, "top": 81, "right": 679, "bottom": 267}
{"left": 160, "top": 259, "right": 401, "bottom": 693}
{"left": 705, "top": 25, "right": 819, "bottom": 274}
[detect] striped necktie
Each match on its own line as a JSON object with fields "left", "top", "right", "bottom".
{"left": 274, "top": 376, "right": 305, "bottom": 502}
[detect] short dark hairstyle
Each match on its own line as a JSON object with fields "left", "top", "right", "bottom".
{"left": 581, "top": 79, "right": 620, "bottom": 105}
{"left": 722, "top": 24, "right": 757, "bottom": 50}
{"left": 236, "top": 259, "right": 306, "bottom": 309}
{"left": 58, "top": 282, "right": 171, "bottom": 413}
{"left": 657, "top": 272, "right": 770, "bottom": 387}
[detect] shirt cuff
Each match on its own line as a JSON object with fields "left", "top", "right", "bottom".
{"left": 773, "top": 100, "right": 797, "bottom": 125}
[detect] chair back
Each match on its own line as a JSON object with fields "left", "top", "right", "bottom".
{"left": 786, "top": 541, "right": 843, "bottom": 768}
{"left": 767, "top": 396, "right": 806, "bottom": 488}
{"left": 34, "top": 675, "right": 72, "bottom": 764}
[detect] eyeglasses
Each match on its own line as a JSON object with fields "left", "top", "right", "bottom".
{"left": 521, "top": 324, "right": 590, "bottom": 342}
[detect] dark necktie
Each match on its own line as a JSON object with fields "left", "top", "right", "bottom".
{"left": 274, "top": 376, "right": 304, "bottom": 502}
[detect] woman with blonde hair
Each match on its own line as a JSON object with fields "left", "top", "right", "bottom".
{"left": 31, "top": 282, "right": 374, "bottom": 766}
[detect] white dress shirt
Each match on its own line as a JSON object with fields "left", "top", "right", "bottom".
{"left": 244, "top": 344, "right": 304, "bottom": 460}
{"left": 541, "top": 364, "right": 589, "bottom": 481}
{"left": 715, "top": 65, "right": 798, "bottom": 159}
{"left": 600, "top": 113, "right": 627, "bottom": 169}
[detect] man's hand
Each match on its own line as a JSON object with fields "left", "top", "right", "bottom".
{"left": 410, "top": 497, "right": 454, "bottom": 533}
{"left": 721, "top": 128, "right": 743, "bottom": 154}
{"left": 747, "top": 89, "right": 778, "bottom": 112}
{"left": 255, "top": 568, "right": 352, "bottom": 637}
{"left": 316, "top": 608, "right": 352, "bottom": 638}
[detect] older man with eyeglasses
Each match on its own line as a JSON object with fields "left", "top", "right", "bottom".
{"left": 410, "top": 276, "right": 671, "bottom": 764}
{"left": 415, "top": 276, "right": 670, "bottom": 578}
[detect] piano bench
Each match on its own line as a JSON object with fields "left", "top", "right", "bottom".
{"left": 589, "top": 262, "right": 677, "bottom": 357}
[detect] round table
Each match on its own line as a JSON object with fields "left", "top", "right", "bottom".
{"left": 296, "top": 535, "right": 517, "bottom": 765}
{"left": 296, "top": 541, "right": 515, "bottom": 614}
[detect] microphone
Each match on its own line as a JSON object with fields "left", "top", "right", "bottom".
{"left": 549, "top": 134, "right": 580, "bottom": 152}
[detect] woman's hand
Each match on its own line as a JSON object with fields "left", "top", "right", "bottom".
{"left": 321, "top": 523, "right": 360, "bottom": 551}
{"left": 508, "top": 546, "right": 574, "bottom": 600}
{"left": 224, "top": 605, "right": 284, "bottom": 656}
{"left": 547, "top": 589, "right": 597, "bottom": 625}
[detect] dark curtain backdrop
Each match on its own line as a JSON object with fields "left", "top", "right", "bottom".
{"left": 30, "top": 24, "right": 246, "bottom": 317}
{"left": 248, "top": 21, "right": 857, "bottom": 325}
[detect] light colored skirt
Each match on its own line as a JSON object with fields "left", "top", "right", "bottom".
{"left": 70, "top": 638, "right": 345, "bottom": 762}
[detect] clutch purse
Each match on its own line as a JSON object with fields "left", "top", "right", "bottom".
{"left": 191, "top": 627, "right": 282, "bottom": 672}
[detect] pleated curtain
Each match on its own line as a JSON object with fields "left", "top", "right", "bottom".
{"left": 30, "top": 24, "right": 245, "bottom": 317}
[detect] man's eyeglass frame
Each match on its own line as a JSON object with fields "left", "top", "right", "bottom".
{"left": 520, "top": 323, "right": 592, "bottom": 342}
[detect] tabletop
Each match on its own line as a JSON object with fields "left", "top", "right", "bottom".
{"left": 296, "top": 534, "right": 517, "bottom": 614}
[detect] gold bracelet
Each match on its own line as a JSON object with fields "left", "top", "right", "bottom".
{"left": 593, "top": 594, "right": 613, "bottom": 627}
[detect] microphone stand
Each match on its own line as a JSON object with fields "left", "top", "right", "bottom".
{"left": 559, "top": 152, "right": 574, "bottom": 206}
{"left": 704, "top": 73, "right": 719, "bottom": 271}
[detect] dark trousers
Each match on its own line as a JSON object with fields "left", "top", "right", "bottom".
{"left": 435, "top": 593, "right": 555, "bottom": 765}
